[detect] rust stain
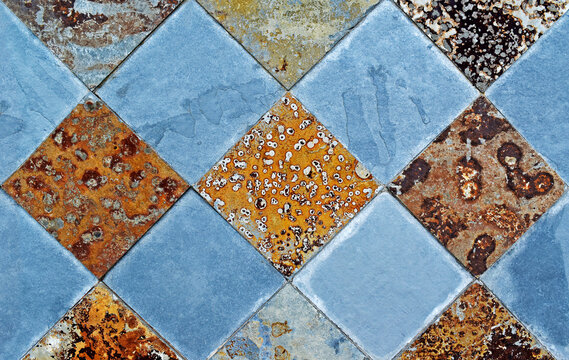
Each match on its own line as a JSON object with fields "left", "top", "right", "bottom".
{"left": 389, "top": 97, "right": 564, "bottom": 275}
{"left": 2, "top": 98, "right": 188, "bottom": 278}
{"left": 197, "top": 93, "right": 380, "bottom": 276}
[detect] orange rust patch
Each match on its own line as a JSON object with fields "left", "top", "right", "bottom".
{"left": 2, "top": 99, "right": 188, "bottom": 277}
{"left": 197, "top": 93, "right": 379, "bottom": 276}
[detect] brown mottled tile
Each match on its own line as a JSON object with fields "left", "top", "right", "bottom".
{"left": 2, "top": 97, "right": 188, "bottom": 278}
{"left": 389, "top": 97, "right": 563, "bottom": 275}
{"left": 399, "top": 282, "right": 554, "bottom": 360}
{"left": 396, "top": 0, "right": 569, "bottom": 91}
{"left": 23, "top": 283, "right": 180, "bottom": 359}
{"left": 196, "top": 93, "right": 380, "bottom": 276}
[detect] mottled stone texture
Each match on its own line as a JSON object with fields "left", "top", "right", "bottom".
{"left": 198, "top": 0, "right": 378, "bottom": 88}
{"left": 389, "top": 97, "right": 564, "bottom": 275}
{"left": 3, "top": 0, "right": 181, "bottom": 88}
{"left": 197, "top": 93, "right": 380, "bottom": 276}
{"left": 399, "top": 283, "right": 554, "bottom": 359}
{"left": 3, "top": 98, "right": 188, "bottom": 277}
{"left": 23, "top": 283, "right": 180, "bottom": 359}
{"left": 396, "top": 0, "right": 569, "bottom": 90}
{"left": 213, "top": 284, "right": 366, "bottom": 360}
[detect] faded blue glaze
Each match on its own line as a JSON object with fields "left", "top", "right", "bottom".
{"left": 0, "top": 191, "right": 96, "bottom": 359}
{"left": 104, "top": 190, "right": 284, "bottom": 360}
{"left": 483, "top": 191, "right": 569, "bottom": 359}
{"left": 294, "top": 192, "right": 471, "bottom": 360}
{"left": 487, "top": 13, "right": 569, "bottom": 180}
{"left": 97, "top": 0, "right": 284, "bottom": 184}
{"left": 292, "top": 1, "right": 478, "bottom": 183}
{"left": 0, "top": 2, "right": 88, "bottom": 183}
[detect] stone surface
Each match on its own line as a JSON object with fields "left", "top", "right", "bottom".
{"left": 0, "top": 191, "right": 95, "bottom": 360}
{"left": 105, "top": 190, "right": 284, "bottom": 360}
{"left": 212, "top": 284, "right": 367, "bottom": 360}
{"left": 97, "top": 0, "right": 283, "bottom": 184}
{"left": 389, "top": 97, "right": 564, "bottom": 276}
{"left": 23, "top": 283, "right": 181, "bottom": 359}
{"left": 197, "top": 93, "right": 380, "bottom": 277}
{"left": 2, "top": 0, "right": 181, "bottom": 89}
{"left": 293, "top": 0, "right": 477, "bottom": 183}
{"left": 294, "top": 192, "right": 471, "bottom": 360}
{"left": 396, "top": 0, "right": 569, "bottom": 91}
{"left": 487, "top": 12, "right": 569, "bottom": 180}
{"left": 483, "top": 192, "right": 569, "bottom": 359}
{"left": 198, "top": 0, "right": 379, "bottom": 88}
{"left": 398, "top": 283, "right": 554, "bottom": 359}
{"left": 3, "top": 97, "right": 188, "bottom": 278}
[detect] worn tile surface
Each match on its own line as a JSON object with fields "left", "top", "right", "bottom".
{"left": 396, "top": 0, "right": 569, "bottom": 91}
{"left": 212, "top": 284, "right": 367, "bottom": 360}
{"left": 2, "top": 0, "right": 181, "bottom": 89}
{"left": 399, "top": 283, "right": 554, "bottom": 359}
{"left": 198, "top": 0, "right": 379, "bottom": 88}
{"left": 23, "top": 283, "right": 180, "bottom": 359}
{"left": 294, "top": 192, "right": 471, "bottom": 359}
{"left": 389, "top": 97, "right": 564, "bottom": 275}
{"left": 2, "top": 98, "right": 188, "bottom": 278}
{"left": 197, "top": 94, "right": 380, "bottom": 277}
{"left": 293, "top": 0, "right": 477, "bottom": 183}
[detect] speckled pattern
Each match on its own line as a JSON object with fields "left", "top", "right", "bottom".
{"left": 197, "top": 0, "right": 378, "bottom": 88}
{"left": 399, "top": 283, "right": 554, "bottom": 359}
{"left": 197, "top": 93, "right": 380, "bottom": 276}
{"left": 2, "top": 98, "right": 188, "bottom": 278}
{"left": 389, "top": 97, "right": 564, "bottom": 275}
{"left": 2, "top": 0, "right": 181, "bottom": 88}
{"left": 396, "top": 0, "right": 569, "bottom": 90}
{"left": 23, "top": 283, "right": 180, "bottom": 359}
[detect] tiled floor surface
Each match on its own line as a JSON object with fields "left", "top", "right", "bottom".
{"left": 1, "top": 0, "right": 568, "bottom": 359}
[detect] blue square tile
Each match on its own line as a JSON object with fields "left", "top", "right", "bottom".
{"left": 0, "top": 2, "right": 88, "bottom": 183}
{"left": 292, "top": 1, "right": 478, "bottom": 183}
{"left": 97, "top": 0, "right": 284, "bottom": 184}
{"left": 104, "top": 190, "right": 284, "bottom": 360}
{"left": 487, "top": 13, "right": 569, "bottom": 180}
{"left": 483, "top": 191, "right": 569, "bottom": 359}
{"left": 0, "top": 191, "right": 96, "bottom": 359}
{"left": 293, "top": 192, "right": 471, "bottom": 359}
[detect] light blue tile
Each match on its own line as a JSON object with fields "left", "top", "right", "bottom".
{"left": 483, "top": 191, "right": 569, "bottom": 359}
{"left": 294, "top": 192, "right": 471, "bottom": 360}
{"left": 104, "top": 190, "right": 284, "bottom": 360}
{"left": 97, "top": 1, "right": 284, "bottom": 184}
{"left": 0, "top": 191, "right": 96, "bottom": 359}
{"left": 0, "top": 2, "right": 88, "bottom": 183}
{"left": 292, "top": 1, "right": 478, "bottom": 183}
{"left": 487, "top": 13, "right": 569, "bottom": 180}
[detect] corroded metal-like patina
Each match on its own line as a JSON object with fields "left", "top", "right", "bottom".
{"left": 197, "top": 0, "right": 379, "bottom": 88}
{"left": 396, "top": 0, "right": 569, "bottom": 90}
{"left": 197, "top": 93, "right": 380, "bottom": 276}
{"left": 399, "top": 283, "right": 554, "bottom": 359}
{"left": 2, "top": 0, "right": 181, "bottom": 88}
{"left": 213, "top": 284, "right": 367, "bottom": 360}
{"left": 2, "top": 98, "right": 188, "bottom": 278}
{"left": 389, "top": 97, "right": 563, "bottom": 275}
{"left": 23, "top": 283, "right": 180, "bottom": 359}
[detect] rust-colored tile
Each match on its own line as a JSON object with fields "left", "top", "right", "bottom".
{"left": 197, "top": 93, "right": 380, "bottom": 276}
{"left": 389, "top": 97, "right": 564, "bottom": 276}
{"left": 399, "top": 282, "right": 554, "bottom": 359}
{"left": 2, "top": 98, "right": 188, "bottom": 278}
{"left": 23, "top": 283, "right": 180, "bottom": 359}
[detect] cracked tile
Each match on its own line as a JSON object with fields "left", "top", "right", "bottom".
{"left": 389, "top": 97, "right": 564, "bottom": 276}
{"left": 196, "top": 93, "right": 380, "bottom": 277}
{"left": 2, "top": 97, "right": 188, "bottom": 278}
{"left": 396, "top": 0, "right": 569, "bottom": 91}
{"left": 399, "top": 283, "right": 554, "bottom": 359}
{"left": 2, "top": 0, "right": 181, "bottom": 89}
